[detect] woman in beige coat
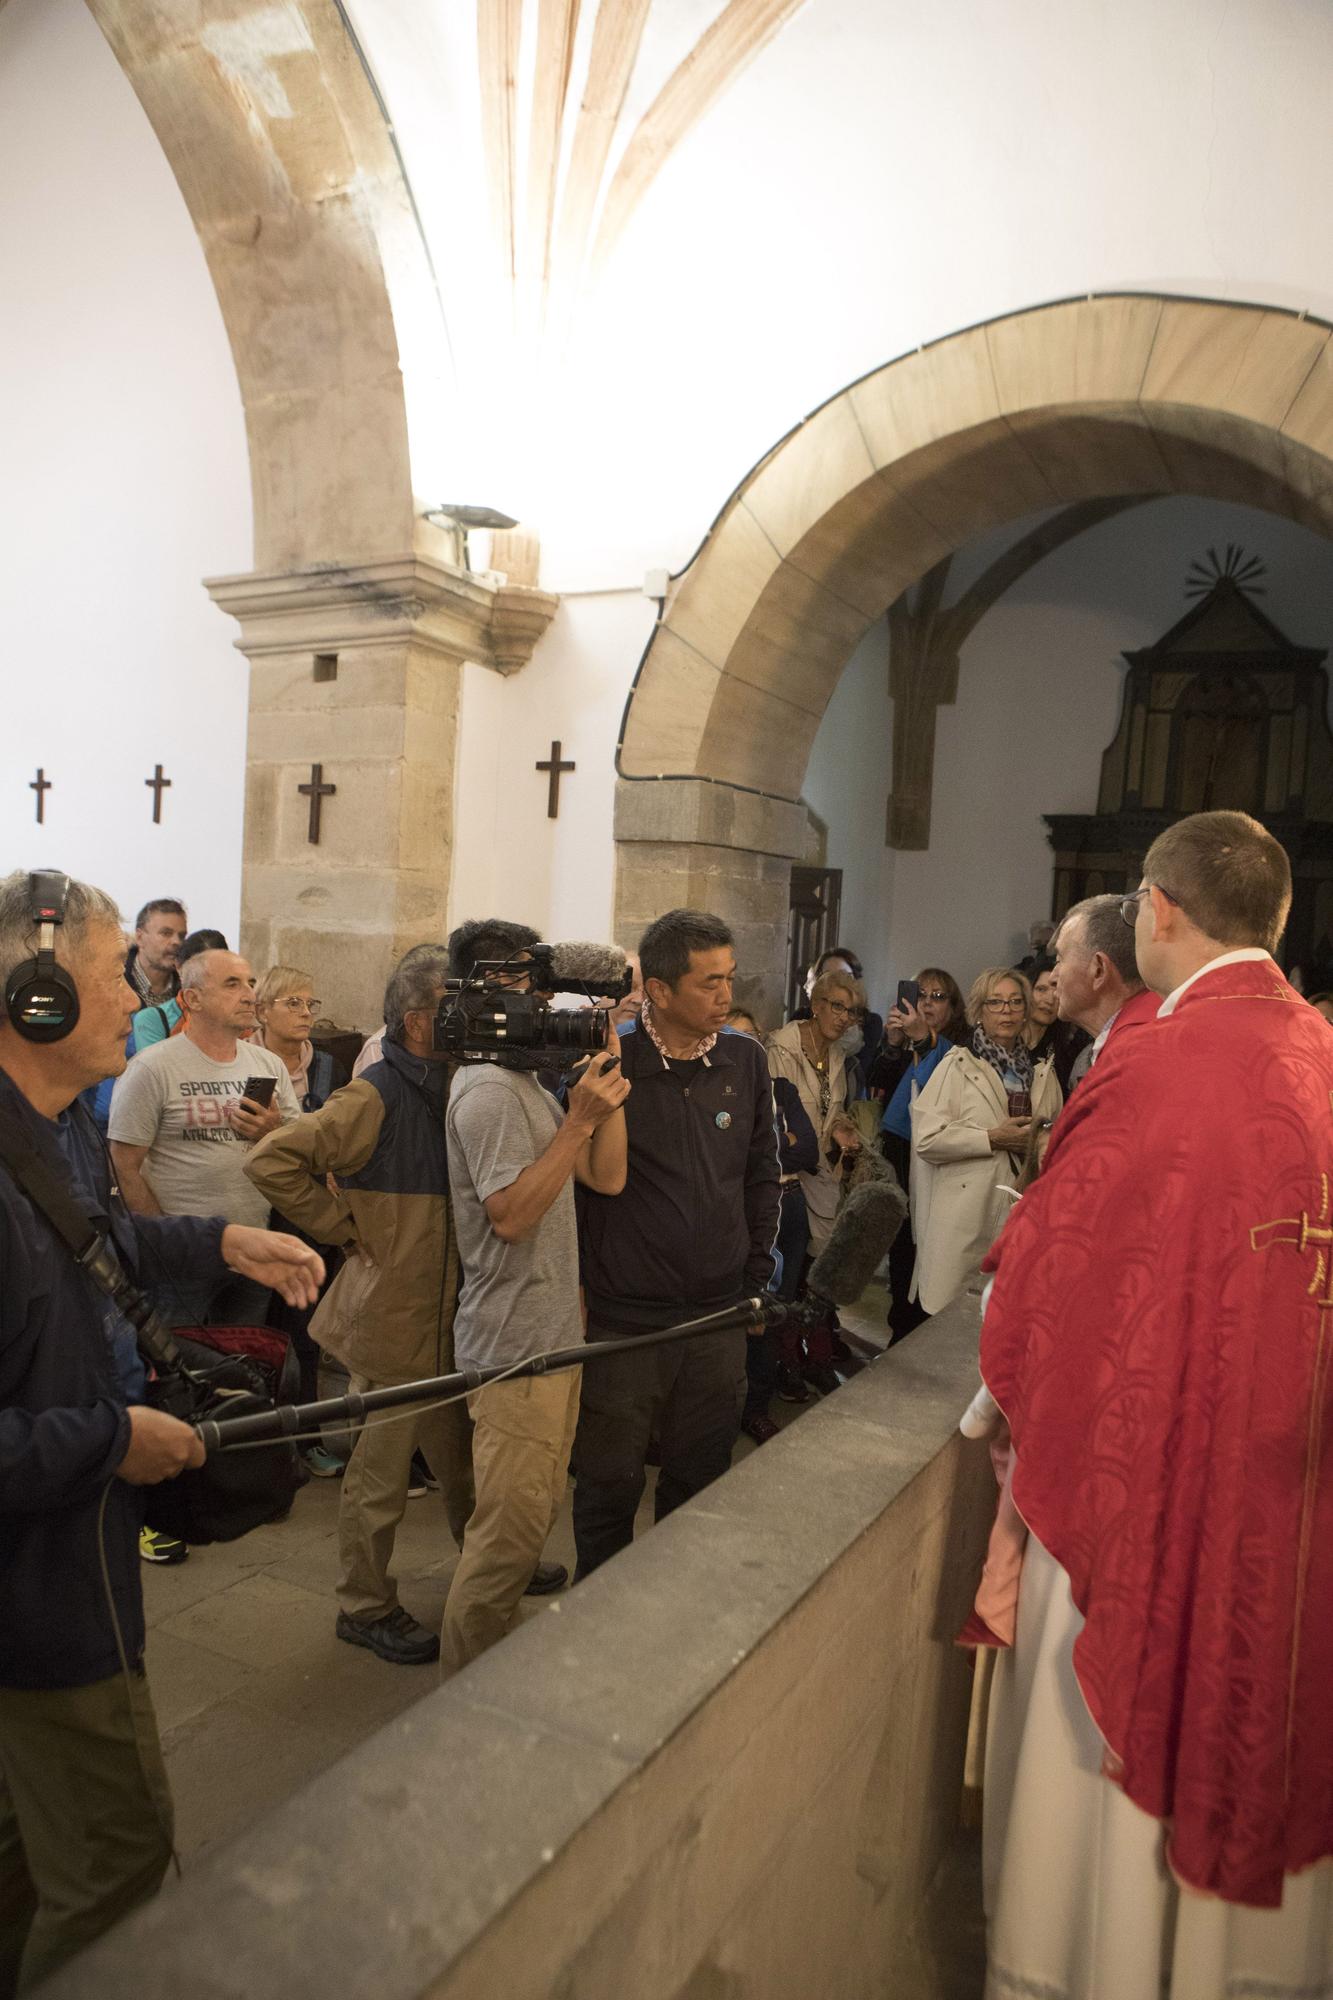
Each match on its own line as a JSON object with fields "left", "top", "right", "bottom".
{"left": 766, "top": 968, "right": 864, "bottom": 1253}
{"left": 909, "top": 966, "right": 1061, "bottom": 1314}
{"left": 766, "top": 968, "right": 864, "bottom": 1391}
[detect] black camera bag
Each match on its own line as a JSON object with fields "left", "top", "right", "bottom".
{"left": 0, "top": 1119, "right": 304, "bottom": 1544}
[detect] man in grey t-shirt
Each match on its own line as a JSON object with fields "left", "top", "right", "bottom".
{"left": 441, "top": 926, "right": 629, "bottom": 1672}
{"left": 109, "top": 950, "right": 299, "bottom": 1326}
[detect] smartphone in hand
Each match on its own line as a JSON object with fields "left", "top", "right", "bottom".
{"left": 896, "top": 978, "right": 920, "bottom": 1011}
{"left": 241, "top": 1075, "right": 278, "bottom": 1108}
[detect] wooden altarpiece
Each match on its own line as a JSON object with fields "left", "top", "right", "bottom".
{"left": 1044, "top": 571, "right": 1333, "bottom": 973}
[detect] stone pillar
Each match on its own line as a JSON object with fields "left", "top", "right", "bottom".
{"left": 208, "top": 555, "right": 557, "bottom": 1029}
{"left": 613, "top": 779, "right": 814, "bottom": 1026}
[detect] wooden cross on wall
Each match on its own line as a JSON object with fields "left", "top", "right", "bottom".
{"left": 535, "top": 740, "right": 575, "bottom": 819}
{"left": 144, "top": 765, "right": 172, "bottom": 823}
{"left": 298, "top": 763, "right": 336, "bottom": 844}
{"left": 29, "top": 768, "right": 51, "bottom": 824}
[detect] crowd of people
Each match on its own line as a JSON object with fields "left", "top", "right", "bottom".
{"left": 3, "top": 813, "right": 1332, "bottom": 1997}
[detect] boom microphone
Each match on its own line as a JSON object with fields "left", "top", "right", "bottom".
{"left": 806, "top": 1177, "right": 908, "bottom": 1305}
{"left": 530, "top": 940, "right": 631, "bottom": 998}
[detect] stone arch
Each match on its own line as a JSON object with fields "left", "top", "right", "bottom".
{"left": 614, "top": 294, "right": 1333, "bottom": 1013}
{"left": 86, "top": 0, "right": 424, "bottom": 570}
{"left": 85, "top": 0, "right": 557, "bottom": 1026}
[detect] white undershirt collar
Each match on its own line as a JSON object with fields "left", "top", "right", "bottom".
{"left": 1156, "top": 948, "right": 1272, "bottom": 1018}
{"left": 1088, "top": 1005, "right": 1123, "bottom": 1062}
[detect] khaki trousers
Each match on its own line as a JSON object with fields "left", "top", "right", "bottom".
{"left": 337, "top": 1374, "right": 475, "bottom": 1621}
{"left": 0, "top": 1669, "right": 173, "bottom": 1998}
{"left": 440, "top": 1371, "right": 580, "bottom": 1674}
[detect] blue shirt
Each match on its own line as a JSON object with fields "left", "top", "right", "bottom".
{"left": 881, "top": 1036, "right": 954, "bottom": 1140}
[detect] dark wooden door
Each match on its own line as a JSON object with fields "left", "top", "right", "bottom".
{"left": 786, "top": 867, "right": 842, "bottom": 1021}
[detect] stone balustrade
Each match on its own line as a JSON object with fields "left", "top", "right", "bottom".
{"left": 44, "top": 1298, "right": 992, "bottom": 2000}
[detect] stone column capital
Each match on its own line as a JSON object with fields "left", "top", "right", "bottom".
{"left": 205, "top": 554, "right": 558, "bottom": 674}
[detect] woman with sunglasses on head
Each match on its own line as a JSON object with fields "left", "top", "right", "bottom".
{"left": 767, "top": 967, "right": 866, "bottom": 1393}
{"left": 908, "top": 967, "right": 1062, "bottom": 1316}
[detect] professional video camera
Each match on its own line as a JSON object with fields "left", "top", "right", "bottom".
{"left": 433, "top": 940, "right": 632, "bottom": 1069}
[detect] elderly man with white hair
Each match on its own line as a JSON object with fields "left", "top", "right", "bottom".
{"left": 244, "top": 945, "right": 481, "bottom": 1667}
{"left": 0, "top": 871, "right": 321, "bottom": 1988}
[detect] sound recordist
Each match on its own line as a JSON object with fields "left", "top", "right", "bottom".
{"left": 0, "top": 871, "right": 322, "bottom": 1996}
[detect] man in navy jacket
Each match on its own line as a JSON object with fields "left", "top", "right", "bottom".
{"left": 572, "top": 909, "right": 779, "bottom": 1576}
{"left": 0, "top": 873, "right": 322, "bottom": 1995}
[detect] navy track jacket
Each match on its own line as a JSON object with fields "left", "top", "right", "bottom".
{"left": 0, "top": 1069, "right": 226, "bottom": 1689}
{"left": 578, "top": 1022, "right": 780, "bottom": 1329}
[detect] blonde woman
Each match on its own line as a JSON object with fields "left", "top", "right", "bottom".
{"left": 253, "top": 965, "right": 348, "bottom": 1476}
{"left": 253, "top": 966, "right": 344, "bottom": 1112}
{"left": 767, "top": 967, "right": 865, "bottom": 1391}
{"left": 909, "top": 966, "right": 1061, "bottom": 1315}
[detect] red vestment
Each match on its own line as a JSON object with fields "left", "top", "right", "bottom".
{"left": 981, "top": 958, "right": 1333, "bottom": 1908}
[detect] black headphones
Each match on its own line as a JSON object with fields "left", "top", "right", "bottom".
{"left": 4, "top": 871, "right": 81, "bottom": 1043}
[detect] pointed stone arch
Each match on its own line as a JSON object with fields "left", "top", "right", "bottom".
{"left": 614, "top": 294, "right": 1333, "bottom": 1014}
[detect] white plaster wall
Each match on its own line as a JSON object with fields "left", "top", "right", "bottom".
{"left": 801, "top": 619, "right": 896, "bottom": 996}
{"left": 0, "top": 0, "right": 251, "bottom": 939}
{"left": 803, "top": 499, "right": 1333, "bottom": 1019}
{"left": 425, "top": 0, "right": 1333, "bottom": 957}
{"left": 449, "top": 591, "right": 657, "bottom": 941}
{"left": 352, "top": 0, "right": 1333, "bottom": 586}
{"left": 550, "top": 0, "right": 1333, "bottom": 581}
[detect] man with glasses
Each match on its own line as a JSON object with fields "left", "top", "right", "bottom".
{"left": 976, "top": 811, "right": 1333, "bottom": 1997}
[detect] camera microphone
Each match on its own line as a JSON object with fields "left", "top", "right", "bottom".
{"left": 532, "top": 941, "right": 631, "bottom": 997}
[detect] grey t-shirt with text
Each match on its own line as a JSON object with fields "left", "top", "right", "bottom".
{"left": 108, "top": 1035, "right": 300, "bottom": 1227}
{"left": 446, "top": 1065, "right": 583, "bottom": 1370}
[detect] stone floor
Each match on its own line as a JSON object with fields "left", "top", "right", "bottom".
{"left": 140, "top": 1283, "right": 986, "bottom": 1994}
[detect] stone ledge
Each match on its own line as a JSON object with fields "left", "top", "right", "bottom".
{"left": 206, "top": 556, "right": 558, "bottom": 675}
{"left": 46, "top": 1297, "right": 989, "bottom": 2000}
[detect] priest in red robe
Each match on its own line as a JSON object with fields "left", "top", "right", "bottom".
{"left": 977, "top": 810, "right": 1333, "bottom": 2000}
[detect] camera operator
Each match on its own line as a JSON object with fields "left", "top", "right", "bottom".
{"left": 571, "top": 909, "right": 780, "bottom": 1577}
{"left": 441, "top": 920, "right": 629, "bottom": 1669}
{"left": 0, "top": 872, "right": 322, "bottom": 1995}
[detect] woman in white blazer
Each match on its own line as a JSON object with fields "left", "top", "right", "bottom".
{"left": 909, "top": 966, "right": 1062, "bottom": 1314}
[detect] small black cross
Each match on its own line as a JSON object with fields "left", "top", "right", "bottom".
{"left": 145, "top": 764, "right": 172, "bottom": 824}
{"left": 535, "top": 740, "right": 575, "bottom": 819}
{"left": 297, "top": 762, "right": 336, "bottom": 845}
{"left": 29, "top": 768, "right": 51, "bottom": 825}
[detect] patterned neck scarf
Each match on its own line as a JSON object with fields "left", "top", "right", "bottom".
{"left": 640, "top": 999, "right": 717, "bottom": 1065}
{"left": 971, "top": 1024, "right": 1034, "bottom": 1089}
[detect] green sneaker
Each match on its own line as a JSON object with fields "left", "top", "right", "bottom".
{"left": 301, "top": 1443, "right": 345, "bottom": 1478}
{"left": 139, "top": 1526, "right": 189, "bottom": 1566}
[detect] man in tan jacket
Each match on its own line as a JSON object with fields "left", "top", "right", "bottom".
{"left": 245, "top": 946, "right": 474, "bottom": 1665}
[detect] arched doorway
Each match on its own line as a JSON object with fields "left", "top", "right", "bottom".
{"left": 613, "top": 294, "right": 1333, "bottom": 1016}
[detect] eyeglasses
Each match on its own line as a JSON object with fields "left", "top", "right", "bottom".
{"left": 919, "top": 989, "right": 949, "bottom": 1003}
{"left": 1119, "top": 884, "right": 1180, "bottom": 928}
{"left": 275, "top": 996, "right": 321, "bottom": 1013}
{"left": 821, "top": 1000, "right": 853, "bottom": 1017}
{"left": 982, "top": 997, "right": 1025, "bottom": 1012}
